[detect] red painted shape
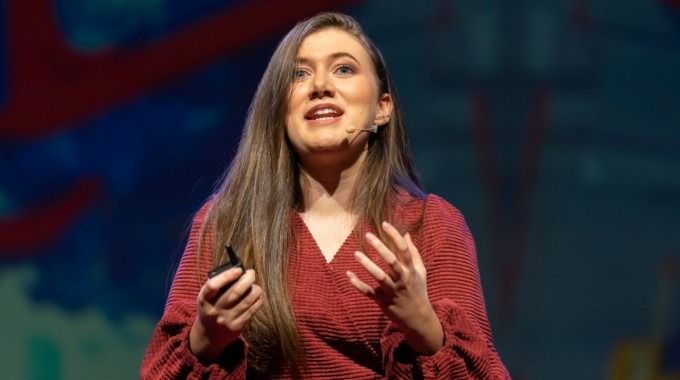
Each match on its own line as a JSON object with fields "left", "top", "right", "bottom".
{"left": 0, "top": 177, "right": 103, "bottom": 256}
{"left": 471, "top": 88, "right": 551, "bottom": 323}
{"left": 0, "top": 0, "right": 360, "bottom": 255}
{"left": 0, "top": 0, "right": 358, "bottom": 141}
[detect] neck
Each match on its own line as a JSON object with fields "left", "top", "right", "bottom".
{"left": 298, "top": 150, "right": 367, "bottom": 216}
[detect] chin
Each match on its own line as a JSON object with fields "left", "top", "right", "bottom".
{"left": 310, "top": 136, "right": 351, "bottom": 150}
{"left": 308, "top": 144, "right": 346, "bottom": 154}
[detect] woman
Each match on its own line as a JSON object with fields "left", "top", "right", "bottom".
{"left": 142, "top": 12, "right": 509, "bottom": 379}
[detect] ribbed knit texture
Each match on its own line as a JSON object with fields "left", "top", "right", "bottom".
{"left": 141, "top": 194, "right": 510, "bottom": 379}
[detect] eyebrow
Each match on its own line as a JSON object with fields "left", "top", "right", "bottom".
{"left": 295, "top": 52, "right": 360, "bottom": 66}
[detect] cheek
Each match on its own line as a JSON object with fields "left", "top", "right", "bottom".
{"left": 346, "top": 80, "right": 380, "bottom": 107}
{"left": 284, "top": 119, "right": 296, "bottom": 142}
{"left": 287, "top": 85, "right": 306, "bottom": 107}
{"left": 285, "top": 92, "right": 303, "bottom": 124}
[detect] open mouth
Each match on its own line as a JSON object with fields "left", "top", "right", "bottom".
{"left": 305, "top": 105, "right": 344, "bottom": 121}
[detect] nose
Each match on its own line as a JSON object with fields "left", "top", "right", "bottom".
{"left": 309, "top": 72, "right": 335, "bottom": 100}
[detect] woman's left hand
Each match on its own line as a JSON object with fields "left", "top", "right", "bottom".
{"left": 347, "top": 221, "right": 444, "bottom": 355}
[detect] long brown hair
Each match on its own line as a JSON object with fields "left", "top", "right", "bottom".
{"left": 197, "top": 12, "right": 424, "bottom": 375}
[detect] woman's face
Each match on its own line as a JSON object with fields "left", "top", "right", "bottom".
{"left": 285, "top": 28, "right": 392, "bottom": 163}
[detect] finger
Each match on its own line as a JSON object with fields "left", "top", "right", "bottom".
{"left": 404, "top": 233, "right": 423, "bottom": 269}
{"left": 346, "top": 270, "right": 376, "bottom": 299}
{"left": 223, "top": 280, "right": 262, "bottom": 312}
{"left": 215, "top": 269, "right": 257, "bottom": 307}
{"left": 217, "top": 289, "right": 264, "bottom": 330}
{"left": 225, "top": 284, "right": 262, "bottom": 319}
{"left": 354, "top": 251, "right": 395, "bottom": 288}
{"left": 365, "top": 232, "right": 404, "bottom": 280}
{"left": 382, "top": 221, "right": 413, "bottom": 266}
{"left": 202, "top": 267, "right": 244, "bottom": 302}
{"left": 227, "top": 293, "right": 264, "bottom": 330}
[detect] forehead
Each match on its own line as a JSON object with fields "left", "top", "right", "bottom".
{"left": 297, "top": 28, "right": 371, "bottom": 61}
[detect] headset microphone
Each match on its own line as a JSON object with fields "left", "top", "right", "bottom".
{"left": 345, "top": 125, "right": 378, "bottom": 133}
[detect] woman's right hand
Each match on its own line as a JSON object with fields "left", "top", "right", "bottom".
{"left": 189, "top": 267, "right": 263, "bottom": 363}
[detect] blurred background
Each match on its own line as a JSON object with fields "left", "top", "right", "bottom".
{"left": 1, "top": 0, "right": 679, "bottom": 378}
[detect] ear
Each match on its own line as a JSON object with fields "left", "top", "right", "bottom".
{"left": 374, "top": 93, "right": 393, "bottom": 126}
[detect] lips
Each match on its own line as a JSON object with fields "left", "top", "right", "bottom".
{"left": 304, "top": 104, "right": 344, "bottom": 121}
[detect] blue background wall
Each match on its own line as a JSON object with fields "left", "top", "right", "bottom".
{"left": 1, "top": 0, "right": 679, "bottom": 378}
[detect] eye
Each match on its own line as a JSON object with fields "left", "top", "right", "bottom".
{"left": 294, "top": 68, "right": 309, "bottom": 81}
{"left": 335, "top": 64, "right": 354, "bottom": 75}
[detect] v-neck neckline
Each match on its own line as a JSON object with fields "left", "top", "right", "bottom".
{"left": 293, "top": 211, "right": 358, "bottom": 265}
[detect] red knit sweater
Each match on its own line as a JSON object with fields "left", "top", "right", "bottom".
{"left": 141, "top": 194, "right": 509, "bottom": 379}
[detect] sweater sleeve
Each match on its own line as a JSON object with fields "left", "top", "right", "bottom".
{"left": 140, "top": 202, "right": 248, "bottom": 380}
{"left": 382, "top": 195, "right": 510, "bottom": 379}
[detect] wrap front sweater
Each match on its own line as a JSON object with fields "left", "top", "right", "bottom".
{"left": 141, "top": 194, "right": 510, "bottom": 379}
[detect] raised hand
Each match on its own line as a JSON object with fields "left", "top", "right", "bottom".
{"left": 347, "top": 221, "right": 444, "bottom": 355}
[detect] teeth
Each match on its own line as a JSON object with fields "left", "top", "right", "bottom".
{"left": 313, "top": 108, "right": 337, "bottom": 116}
{"left": 308, "top": 107, "right": 340, "bottom": 120}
